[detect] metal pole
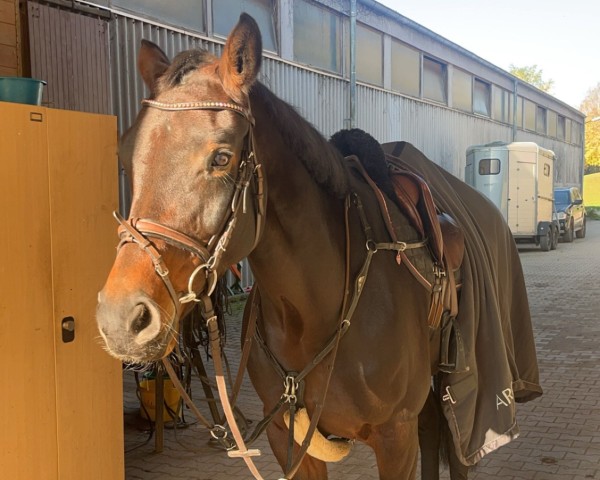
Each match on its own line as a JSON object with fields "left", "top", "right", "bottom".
{"left": 349, "top": 0, "right": 357, "bottom": 128}
{"left": 512, "top": 78, "right": 518, "bottom": 141}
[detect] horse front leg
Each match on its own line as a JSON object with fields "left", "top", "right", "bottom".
{"left": 266, "top": 418, "right": 328, "bottom": 480}
{"left": 369, "top": 418, "right": 419, "bottom": 480}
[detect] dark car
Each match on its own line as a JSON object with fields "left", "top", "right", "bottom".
{"left": 554, "top": 187, "right": 586, "bottom": 242}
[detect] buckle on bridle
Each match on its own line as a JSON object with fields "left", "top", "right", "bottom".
{"left": 282, "top": 375, "right": 299, "bottom": 405}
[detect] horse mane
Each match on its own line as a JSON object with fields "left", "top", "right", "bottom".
{"left": 250, "top": 82, "right": 350, "bottom": 199}
{"left": 158, "top": 49, "right": 217, "bottom": 90}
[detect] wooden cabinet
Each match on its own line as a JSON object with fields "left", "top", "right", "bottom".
{"left": 0, "top": 102, "right": 124, "bottom": 479}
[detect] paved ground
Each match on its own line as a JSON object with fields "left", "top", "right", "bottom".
{"left": 124, "top": 221, "right": 600, "bottom": 479}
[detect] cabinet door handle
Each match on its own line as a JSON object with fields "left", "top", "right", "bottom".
{"left": 61, "top": 317, "right": 75, "bottom": 343}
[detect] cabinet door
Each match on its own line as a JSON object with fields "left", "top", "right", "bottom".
{"left": 46, "top": 109, "right": 123, "bottom": 479}
{"left": 0, "top": 103, "right": 59, "bottom": 479}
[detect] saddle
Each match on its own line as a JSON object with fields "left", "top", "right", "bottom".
{"left": 330, "top": 128, "right": 464, "bottom": 330}
{"left": 348, "top": 156, "right": 464, "bottom": 330}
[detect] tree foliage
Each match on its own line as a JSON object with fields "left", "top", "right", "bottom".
{"left": 509, "top": 64, "right": 554, "bottom": 93}
{"left": 580, "top": 82, "right": 600, "bottom": 173}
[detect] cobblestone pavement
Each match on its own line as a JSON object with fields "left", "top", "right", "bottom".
{"left": 124, "top": 221, "right": 600, "bottom": 479}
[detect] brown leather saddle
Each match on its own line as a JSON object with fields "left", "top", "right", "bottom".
{"left": 348, "top": 156, "right": 464, "bottom": 330}
{"left": 330, "top": 128, "right": 464, "bottom": 332}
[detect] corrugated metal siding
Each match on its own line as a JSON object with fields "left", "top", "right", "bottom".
{"left": 355, "top": 87, "right": 513, "bottom": 178}
{"left": 107, "top": 12, "right": 583, "bottom": 288}
{"left": 111, "top": 15, "right": 223, "bottom": 133}
{"left": 110, "top": 13, "right": 582, "bottom": 185}
{"left": 28, "top": 2, "right": 111, "bottom": 114}
{"left": 260, "top": 58, "right": 348, "bottom": 137}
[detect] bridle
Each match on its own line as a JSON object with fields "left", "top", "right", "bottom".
{"left": 115, "top": 98, "right": 265, "bottom": 323}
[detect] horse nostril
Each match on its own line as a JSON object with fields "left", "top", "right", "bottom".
{"left": 130, "top": 303, "right": 152, "bottom": 335}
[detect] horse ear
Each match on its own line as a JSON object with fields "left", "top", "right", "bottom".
{"left": 218, "top": 13, "right": 262, "bottom": 101}
{"left": 138, "top": 40, "right": 170, "bottom": 95}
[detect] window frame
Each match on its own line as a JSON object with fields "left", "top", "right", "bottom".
{"left": 452, "top": 68, "right": 473, "bottom": 112}
{"left": 422, "top": 55, "right": 447, "bottom": 105}
{"left": 292, "top": 0, "right": 343, "bottom": 74}
{"left": 212, "top": 0, "right": 278, "bottom": 53}
{"left": 478, "top": 158, "right": 501, "bottom": 176}
{"left": 355, "top": 22, "right": 383, "bottom": 87}
{"left": 536, "top": 105, "right": 547, "bottom": 135}
{"left": 473, "top": 78, "right": 491, "bottom": 117}
{"left": 390, "top": 38, "right": 421, "bottom": 97}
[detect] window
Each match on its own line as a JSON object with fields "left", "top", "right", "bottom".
{"left": 423, "top": 57, "right": 447, "bottom": 104}
{"left": 557, "top": 115, "right": 566, "bottom": 140}
{"left": 516, "top": 96, "right": 523, "bottom": 127}
{"left": 356, "top": 24, "right": 382, "bottom": 86}
{"left": 479, "top": 158, "right": 500, "bottom": 175}
{"left": 473, "top": 78, "right": 491, "bottom": 116}
{"left": 493, "top": 86, "right": 512, "bottom": 124}
{"left": 213, "top": 0, "right": 277, "bottom": 52}
{"left": 565, "top": 118, "right": 572, "bottom": 143}
{"left": 390, "top": 40, "right": 420, "bottom": 97}
{"left": 543, "top": 163, "right": 551, "bottom": 177}
{"left": 524, "top": 99, "right": 536, "bottom": 131}
{"left": 452, "top": 69, "right": 472, "bottom": 112}
{"left": 554, "top": 189, "right": 569, "bottom": 204}
{"left": 112, "top": 0, "right": 205, "bottom": 32}
{"left": 536, "top": 106, "right": 547, "bottom": 134}
{"left": 572, "top": 122, "right": 581, "bottom": 145}
{"left": 293, "top": 0, "right": 342, "bottom": 73}
{"left": 547, "top": 110, "right": 557, "bottom": 137}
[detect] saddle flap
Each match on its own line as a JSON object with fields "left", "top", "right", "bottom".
{"left": 438, "top": 212, "right": 465, "bottom": 273}
{"left": 389, "top": 169, "right": 444, "bottom": 263}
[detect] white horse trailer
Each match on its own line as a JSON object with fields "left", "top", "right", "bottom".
{"left": 466, "top": 141, "right": 559, "bottom": 251}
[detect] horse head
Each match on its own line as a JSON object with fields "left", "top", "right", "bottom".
{"left": 97, "top": 14, "right": 265, "bottom": 363}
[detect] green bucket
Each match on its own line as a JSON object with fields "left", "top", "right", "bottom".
{"left": 0, "top": 77, "right": 47, "bottom": 106}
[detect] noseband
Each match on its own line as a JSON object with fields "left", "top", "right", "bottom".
{"left": 115, "top": 98, "right": 265, "bottom": 322}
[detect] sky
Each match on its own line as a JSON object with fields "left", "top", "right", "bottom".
{"left": 377, "top": 0, "right": 600, "bottom": 110}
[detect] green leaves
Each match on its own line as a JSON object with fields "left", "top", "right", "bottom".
{"left": 509, "top": 64, "right": 554, "bottom": 93}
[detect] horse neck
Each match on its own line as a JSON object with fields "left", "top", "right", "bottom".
{"left": 247, "top": 88, "right": 348, "bottom": 337}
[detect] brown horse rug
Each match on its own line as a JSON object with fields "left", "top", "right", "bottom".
{"left": 382, "top": 141, "right": 543, "bottom": 465}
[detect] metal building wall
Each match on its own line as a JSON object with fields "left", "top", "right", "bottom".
{"left": 111, "top": 14, "right": 222, "bottom": 133}
{"left": 110, "top": 13, "right": 582, "bottom": 184}
{"left": 28, "top": 2, "right": 111, "bottom": 114}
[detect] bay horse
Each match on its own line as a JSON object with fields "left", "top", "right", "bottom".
{"left": 97, "top": 14, "right": 465, "bottom": 480}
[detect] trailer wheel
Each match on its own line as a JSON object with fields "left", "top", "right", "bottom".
{"left": 564, "top": 220, "right": 574, "bottom": 243}
{"left": 550, "top": 226, "right": 558, "bottom": 250}
{"left": 575, "top": 218, "right": 586, "bottom": 239}
{"left": 540, "top": 231, "right": 551, "bottom": 251}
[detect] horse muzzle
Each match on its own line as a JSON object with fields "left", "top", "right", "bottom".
{"left": 95, "top": 241, "right": 194, "bottom": 363}
{"left": 96, "top": 289, "right": 175, "bottom": 363}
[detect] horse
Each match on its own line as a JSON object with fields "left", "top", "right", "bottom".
{"left": 96, "top": 13, "right": 541, "bottom": 480}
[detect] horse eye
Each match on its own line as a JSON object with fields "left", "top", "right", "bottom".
{"left": 212, "top": 152, "right": 232, "bottom": 167}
